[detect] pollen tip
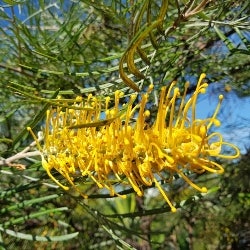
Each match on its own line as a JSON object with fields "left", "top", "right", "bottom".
{"left": 144, "top": 110, "right": 150, "bottom": 117}
{"left": 75, "top": 96, "right": 82, "bottom": 102}
{"left": 200, "top": 87, "right": 207, "bottom": 94}
{"left": 201, "top": 187, "right": 208, "bottom": 193}
{"left": 130, "top": 93, "right": 137, "bottom": 101}
{"left": 200, "top": 125, "right": 207, "bottom": 136}
{"left": 214, "top": 119, "right": 221, "bottom": 127}
{"left": 219, "top": 168, "right": 224, "bottom": 174}
{"left": 200, "top": 73, "right": 206, "bottom": 79}
{"left": 161, "top": 86, "right": 166, "bottom": 92}
{"left": 185, "top": 81, "right": 190, "bottom": 88}
{"left": 171, "top": 207, "right": 177, "bottom": 213}
{"left": 174, "top": 87, "right": 179, "bottom": 95}
{"left": 219, "top": 94, "right": 224, "bottom": 100}
{"left": 149, "top": 84, "right": 154, "bottom": 91}
{"left": 124, "top": 138, "right": 130, "bottom": 145}
{"left": 137, "top": 190, "right": 143, "bottom": 197}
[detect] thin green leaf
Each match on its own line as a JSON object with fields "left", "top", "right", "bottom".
{"left": 213, "top": 25, "right": 235, "bottom": 51}
{"left": 0, "top": 227, "right": 78, "bottom": 242}
{"left": 1, "top": 207, "right": 68, "bottom": 228}
{"left": 2, "top": 0, "right": 27, "bottom": 5}
{"left": 0, "top": 194, "right": 59, "bottom": 214}
{"left": 102, "top": 225, "right": 137, "bottom": 250}
{"left": 12, "top": 88, "right": 60, "bottom": 147}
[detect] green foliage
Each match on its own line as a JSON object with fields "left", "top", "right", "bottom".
{"left": 0, "top": 166, "right": 79, "bottom": 249}
{"left": 0, "top": 0, "right": 249, "bottom": 249}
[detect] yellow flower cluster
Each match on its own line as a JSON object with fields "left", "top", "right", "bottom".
{"left": 28, "top": 74, "right": 240, "bottom": 212}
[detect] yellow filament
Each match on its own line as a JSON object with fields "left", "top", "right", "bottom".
{"left": 195, "top": 125, "right": 207, "bottom": 156}
{"left": 175, "top": 81, "right": 189, "bottom": 127}
{"left": 177, "top": 170, "right": 208, "bottom": 193}
{"left": 27, "top": 127, "right": 43, "bottom": 152}
{"left": 42, "top": 157, "right": 69, "bottom": 190}
{"left": 207, "top": 95, "right": 224, "bottom": 130}
{"left": 155, "top": 86, "right": 167, "bottom": 137}
{"left": 215, "top": 142, "right": 241, "bottom": 159}
{"left": 168, "top": 88, "right": 180, "bottom": 142}
{"left": 191, "top": 74, "right": 206, "bottom": 123}
{"left": 201, "top": 161, "right": 224, "bottom": 174}
{"left": 153, "top": 177, "right": 177, "bottom": 212}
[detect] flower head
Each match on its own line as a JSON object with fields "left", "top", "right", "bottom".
{"left": 28, "top": 74, "right": 240, "bottom": 212}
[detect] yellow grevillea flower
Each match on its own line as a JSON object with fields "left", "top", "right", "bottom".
{"left": 28, "top": 74, "right": 240, "bottom": 212}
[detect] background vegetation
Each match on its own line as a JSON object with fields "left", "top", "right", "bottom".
{"left": 0, "top": 0, "right": 249, "bottom": 249}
